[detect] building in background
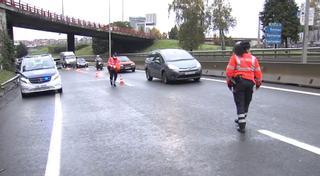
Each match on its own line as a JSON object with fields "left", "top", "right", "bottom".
{"left": 129, "top": 17, "right": 146, "bottom": 32}
{"left": 129, "top": 14, "right": 157, "bottom": 32}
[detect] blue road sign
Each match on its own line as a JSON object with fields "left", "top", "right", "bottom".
{"left": 265, "top": 23, "right": 282, "bottom": 45}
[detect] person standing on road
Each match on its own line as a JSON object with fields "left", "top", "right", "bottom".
{"left": 107, "top": 53, "right": 121, "bottom": 87}
{"left": 226, "top": 41, "right": 263, "bottom": 133}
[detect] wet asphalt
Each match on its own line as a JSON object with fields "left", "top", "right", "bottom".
{"left": 0, "top": 67, "right": 320, "bottom": 176}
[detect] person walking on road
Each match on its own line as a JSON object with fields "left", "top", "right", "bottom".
{"left": 226, "top": 41, "right": 263, "bottom": 133}
{"left": 107, "top": 54, "right": 121, "bottom": 87}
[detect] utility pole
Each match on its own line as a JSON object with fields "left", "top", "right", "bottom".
{"left": 108, "top": 0, "right": 111, "bottom": 58}
{"left": 258, "top": 17, "right": 261, "bottom": 48}
{"left": 122, "top": 0, "right": 124, "bottom": 21}
{"left": 302, "top": 0, "right": 310, "bottom": 64}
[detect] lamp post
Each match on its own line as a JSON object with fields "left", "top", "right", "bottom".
{"left": 122, "top": 0, "right": 124, "bottom": 21}
{"left": 108, "top": 0, "right": 111, "bottom": 58}
{"left": 302, "top": 0, "right": 310, "bottom": 64}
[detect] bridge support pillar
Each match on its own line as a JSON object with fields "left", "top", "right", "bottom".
{"left": 67, "top": 33, "right": 75, "bottom": 52}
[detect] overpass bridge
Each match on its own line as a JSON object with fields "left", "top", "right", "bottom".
{"left": 0, "top": 0, "right": 154, "bottom": 52}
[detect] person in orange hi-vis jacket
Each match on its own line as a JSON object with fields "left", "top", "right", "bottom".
{"left": 107, "top": 53, "right": 121, "bottom": 87}
{"left": 226, "top": 41, "right": 262, "bottom": 133}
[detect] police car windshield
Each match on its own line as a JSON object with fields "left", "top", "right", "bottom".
{"left": 22, "top": 57, "right": 55, "bottom": 72}
{"left": 161, "top": 49, "right": 194, "bottom": 62}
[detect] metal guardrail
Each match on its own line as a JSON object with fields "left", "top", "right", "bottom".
{"left": 122, "top": 47, "right": 320, "bottom": 64}
{"left": 0, "top": 0, "right": 153, "bottom": 39}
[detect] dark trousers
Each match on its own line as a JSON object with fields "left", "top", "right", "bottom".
{"left": 108, "top": 69, "right": 118, "bottom": 83}
{"left": 233, "top": 78, "right": 255, "bottom": 116}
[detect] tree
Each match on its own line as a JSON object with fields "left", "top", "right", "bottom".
{"left": 16, "top": 42, "right": 28, "bottom": 58}
{"left": 161, "top": 32, "right": 168, "bottom": 39}
{"left": 0, "top": 21, "right": 15, "bottom": 71}
{"left": 206, "top": 0, "right": 236, "bottom": 50}
{"left": 168, "top": 25, "right": 179, "bottom": 39}
{"left": 150, "top": 27, "right": 162, "bottom": 39}
{"left": 260, "top": 0, "right": 300, "bottom": 47}
{"left": 111, "top": 21, "right": 132, "bottom": 29}
{"left": 92, "top": 37, "right": 108, "bottom": 55}
{"left": 169, "top": 0, "right": 206, "bottom": 50}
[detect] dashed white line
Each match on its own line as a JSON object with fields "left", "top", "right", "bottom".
{"left": 201, "top": 77, "right": 320, "bottom": 96}
{"left": 45, "top": 93, "right": 63, "bottom": 176}
{"left": 258, "top": 130, "right": 320, "bottom": 156}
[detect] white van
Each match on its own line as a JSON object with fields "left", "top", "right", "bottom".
{"left": 60, "top": 51, "right": 76, "bottom": 68}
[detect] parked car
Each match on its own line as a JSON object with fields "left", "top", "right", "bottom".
{"left": 118, "top": 56, "right": 136, "bottom": 72}
{"left": 60, "top": 51, "right": 76, "bottom": 68}
{"left": 18, "top": 55, "right": 63, "bottom": 98}
{"left": 76, "top": 57, "right": 88, "bottom": 68}
{"left": 145, "top": 49, "right": 202, "bottom": 83}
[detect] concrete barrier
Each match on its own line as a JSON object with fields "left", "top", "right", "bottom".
{"left": 123, "top": 53, "right": 320, "bottom": 88}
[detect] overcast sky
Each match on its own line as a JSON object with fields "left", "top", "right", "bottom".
{"left": 13, "top": 0, "right": 305, "bottom": 40}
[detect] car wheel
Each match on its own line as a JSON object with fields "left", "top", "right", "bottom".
{"left": 194, "top": 78, "right": 201, "bottom": 82}
{"left": 132, "top": 68, "right": 135, "bottom": 72}
{"left": 58, "top": 88, "right": 63, "bottom": 94}
{"left": 162, "top": 72, "right": 169, "bottom": 84}
{"left": 146, "top": 69, "right": 153, "bottom": 81}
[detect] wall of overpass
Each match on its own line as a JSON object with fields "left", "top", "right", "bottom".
{"left": 0, "top": 1, "right": 154, "bottom": 53}
{"left": 123, "top": 50, "right": 320, "bottom": 88}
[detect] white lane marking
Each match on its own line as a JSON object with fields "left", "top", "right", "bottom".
{"left": 45, "top": 93, "right": 63, "bottom": 176}
{"left": 201, "top": 78, "right": 320, "bottom": 97}
{"left": 258, "top": 130, "right": 320, "bottom": 156}
{"left": 135, "top": 70, "right": 144, "bottom": 73}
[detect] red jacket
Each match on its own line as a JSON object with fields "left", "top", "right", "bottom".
{"left": 226, "top": 53, "right": 262, "bottom": 84}
{"left": 107, "top": 57, "right": 120, "bottom": 71}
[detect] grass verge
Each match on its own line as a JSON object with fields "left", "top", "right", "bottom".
{"left": 0, "top": 70, "right": 15, "bottom": 85}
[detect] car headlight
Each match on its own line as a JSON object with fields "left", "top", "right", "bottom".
{"left": 20, "top": 77, "right": 30, "bottom": 84}
{"left": 167, "top": 64, "right": 179, "bottom": 71}
{"left": 52, "top": 73, "right": 60, "bottom": 81}
{"left": 196, "top": 62, "right": 202, "bottom": 69}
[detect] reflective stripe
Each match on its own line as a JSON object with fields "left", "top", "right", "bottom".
{"left": 238, "top": 119, "right": 246, "bottom": 123}
{"left": 255, "top": 67, "right": 261, "bottom": 71}
{"left": 237, "top": 67, "right": 252, "bottom": 71}
{"left": 235, "top": 56, "right": 256, "bottom": 71}
{"left": 251, "top": 56, "right": 255, "bottom": 71}
{"left": 227, "top": 65, "right": 235, "bottom": 70}
{"left": 235, "top": 56, "right": 241, "bottom": 70}
{"left": 238, "top": 114, "right": 246, "bottom": 118}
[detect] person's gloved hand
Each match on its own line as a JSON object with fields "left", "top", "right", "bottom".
{"left": 256, "top": 80, "right": 262, "bottom": 90}
{"left": 227, "top": 80, "right": 233, "bottom": 91}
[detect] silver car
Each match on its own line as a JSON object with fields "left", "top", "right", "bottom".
{"left": 145, "top": 49, "right": 202, "bottom": 84}
{"left": 18, "top": 55, "right": 63, "bottom": 98}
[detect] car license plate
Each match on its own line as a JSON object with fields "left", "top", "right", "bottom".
{"left": 185, "top": 71, "right": 196, "bottom": 75}
{"left": 36, "top": 84, "right": 48, "bottom": 89}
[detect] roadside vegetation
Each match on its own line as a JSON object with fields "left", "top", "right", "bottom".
{"left": 0, "top": 70, "right": 15, "bottom": 84}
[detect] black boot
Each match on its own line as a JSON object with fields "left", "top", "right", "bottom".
{"left": 110, "top": 80, "right": 113, "bottom": 86}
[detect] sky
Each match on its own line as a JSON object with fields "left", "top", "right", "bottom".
{"left": 13, "top": 0, "right": 305, "bottom": 41}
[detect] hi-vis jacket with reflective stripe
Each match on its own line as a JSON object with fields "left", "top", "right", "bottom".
{"left": 226, "top": 53, "right": 262, "bottom": 84}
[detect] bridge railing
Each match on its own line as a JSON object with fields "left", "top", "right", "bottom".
{"left": 0, "top": 0, "right": 153, "bottom": 39}
{"left": 123, "top": 47, "right": 320, "bottom": 64}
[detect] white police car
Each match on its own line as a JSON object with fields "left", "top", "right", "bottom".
{"left": 18, "top": 55, "right": 62, "bottom": 98}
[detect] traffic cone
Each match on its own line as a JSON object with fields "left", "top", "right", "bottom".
{"left": 119, "top": 75, "right": 125, "bottom": 86}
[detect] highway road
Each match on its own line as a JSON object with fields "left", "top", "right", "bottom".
{"left": 0, "top": 67, "right": 320, "bottom": 176}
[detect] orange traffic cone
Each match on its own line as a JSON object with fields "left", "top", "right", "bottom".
{"left": 119, "top": 75, "right": 125, "bottom": 86}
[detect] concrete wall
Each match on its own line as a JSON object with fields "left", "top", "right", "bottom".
{"left": 124, "top": 53, "right": 320, "bottom": 88}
